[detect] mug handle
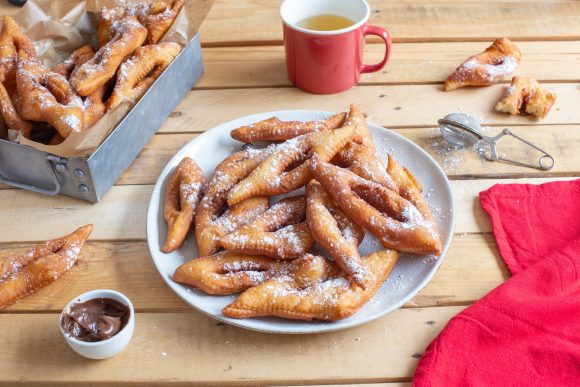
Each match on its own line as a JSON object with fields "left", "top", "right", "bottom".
{"left": 361, "top": 25, "right": 392, "bottom": 73}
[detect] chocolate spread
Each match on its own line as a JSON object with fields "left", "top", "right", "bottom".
{"left": 61, "top": 298, "right": 130, "bottom": 342}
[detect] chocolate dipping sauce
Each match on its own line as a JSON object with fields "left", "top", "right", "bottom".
{"left": 61, "top": 298, "right": 130, "bottom": 342}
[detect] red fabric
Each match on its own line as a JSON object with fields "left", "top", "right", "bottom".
{"left": 413, "top": 179, "right": 580, "bottom": 387}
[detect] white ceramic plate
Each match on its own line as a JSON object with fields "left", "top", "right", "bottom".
{"left": 147, "top": 110, "right": 455, "bottom": 334}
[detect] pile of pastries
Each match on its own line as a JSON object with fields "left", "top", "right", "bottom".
{"left": 444, "top": 37, "right": 556, "bottom": 119}
{"left": 162, "top": 105, "right": 442, "bottom": 322}
{"left": 0, "top": 0, "right": 184, "bottom": 144}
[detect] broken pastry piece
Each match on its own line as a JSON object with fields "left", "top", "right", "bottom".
{"left": 495, "top": 76, "right": 556, "bottom": 119}
{"left": 223, "top": 250, "right": 399, "bottom": 321}
{"left": 220, "top": 196, "right": 314, "bottom": 260}
{"left": 444, "top": 38, "right": 521, "bottom": 91}
{"left": 173, "top": 252, "right": 289, "bottom": 295}
{"left": 0, "top": 225, "right": 93, "bottom": 309}
{"left": 162, "top": 157, "right": 205, "bottom": 253}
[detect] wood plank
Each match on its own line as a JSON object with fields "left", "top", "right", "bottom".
{"left": 197, "top": 41, "right": 580, "bottom": 88}
{"left": 200, "top": 1, "right": 580, "bottom": 45}
{"left": 0, "top": 177, "right": 574, "bottom": 243}
{"left": 0, "top": 306, "right": 463, "bottom": 384}
{"left": 113, "top": 125, "right": 578, "bottom": 187}
{"left": 0, "top": 233, "right": 508, "bottom": 313}
{"left": 160, "top": 83, "right": 579, "bottom": 132}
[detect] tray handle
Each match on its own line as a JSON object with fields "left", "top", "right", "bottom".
{"left": 0, "top": 155, "right": 61, "bottom": 195}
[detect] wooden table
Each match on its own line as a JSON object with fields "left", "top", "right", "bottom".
{"left": 1, "top": 1, "right": 579, "bottom": 385}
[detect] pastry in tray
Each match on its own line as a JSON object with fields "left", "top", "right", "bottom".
{"left": 165, "top": 104, "right": 443, "bottom": 322}
{"left": 0, "top": 1, "right": 184, "bottom": 145}
{"left": 0, "top": 225, "right": 92, "bottom": 309}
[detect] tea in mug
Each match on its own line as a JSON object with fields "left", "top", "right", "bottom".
{"left": 297, "top": 14, "right": 354, "bottom": 31}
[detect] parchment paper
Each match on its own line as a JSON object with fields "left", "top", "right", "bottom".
{"left": 8, "top": 0, "right": 213, "bottom": 157}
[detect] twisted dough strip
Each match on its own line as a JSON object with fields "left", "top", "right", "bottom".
{"left": 173, "top": 252, "right": 289, "bottom": 295}
{"left": 130, "top": 0, "right": 185, "bottom": 45}
{"left": 0, "top": 16, "right": 36, "bottom": 82}
{"left": 495, "top": 76, "right": 556, "bottom": 119}
{"left": 223, "top": 250, "right": 399, "bottom": 321}
{"left": 52, "top": 45, "right": 95, "bottom": 79}
{"left": 97, "top": 6, "right": 128, "bottom": 47}
{"left": 227, "top": 124, "right": 364, "bottom": 206}
{"left": 70, "top": 16, "right": 147, "bottom": 97}
{"left": 0, "top": 225, "right": 92, "bottom": 309}
{"left": 106, "top": 42, "right": 181, "bottom": 111}
{"left": 162, "top": 157, "right": 204, "bottom": 253}
{"left": 221, "top": 196, "right": 315, "bottom": 260}
{"left": 310, "top": 154, "right": 442, "bottom": 255}
{"left": 0, "top": 81, "right": 32, "bottom": 137}
{"left": 230, "top": 112, "right": 346, "bottom": 143}
{"left": 16, "top": 50, "right": 85, "bottom": 138}
{"left": 52, "top": 45, "right": 107, "bottom": 129}
{"left": 195, "top": 147, "right": 274, "bottom": 256}
{"left": 444, "top": 38, "right": 521, "bottom": 91}
{"left": 306, "top": 181, "right": 367, "bottom": 288}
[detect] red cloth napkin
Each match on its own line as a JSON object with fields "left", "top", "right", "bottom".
{"left": 413, "top": 179, "right": 580, "bottom": 386}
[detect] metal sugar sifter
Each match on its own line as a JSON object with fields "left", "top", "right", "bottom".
{"left": 438, "top": 113, "right": 555, "bottom": 171}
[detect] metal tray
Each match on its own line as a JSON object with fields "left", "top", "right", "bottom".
{"left": 0, "top": 33, "right": 204, "bottom": 202}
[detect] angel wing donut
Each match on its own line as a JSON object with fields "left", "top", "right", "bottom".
{"left": 97, "top": 6, "right": 128, "bottom": 47}
{"left": 227, "top": 124, "right": 364, "bottom": 206}
{"left": 162, "top": 157, "right": 204, "bottom": 253}
{"left": 195, "top": 147, "right": 274, "bottom": 256}
{"left": 230, "top": 112, "right": 346, "bottom": 143}
{"left": 220, "top": 196, "right": 315, "bottom": 260}
{"left": 173, "top": 252, "right": 289, "bottom": 295}
{"left": 0, "top": 81, "right": 32, "bottom": 137}
{"left": 70, "top": 17, "right": 147, "bottom": 97}
{"left": 16, "top": 50, "right": 85, "bottom": 138}
{"left": 223, "top": 250, "right": 399, "bottom": 321}
{"left": 0, "top": 225, "right": 92, "bottom": 309}
{"left": 306, "top": 181, "right": 368, "bottom": 288}
{"left": 495, "top": 76, "right": 556, "bottom": 119}
{"left": 444, "top": 38, "right": 521, "bottom": 91}
{"left": 0, "top": 16, "right": 36, "bottom": 82}
{"left": 106, "top": 42, "right": 181, "bottom": 111}
{"left": 310, "top": 155, "right": 442, "bottom": 255}
{"left": 129, "top": 0, "right": 185, "bottom": 45}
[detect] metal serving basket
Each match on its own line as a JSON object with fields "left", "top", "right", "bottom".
{"left": 0, "top": 33, "right": 203, "bottom": 203}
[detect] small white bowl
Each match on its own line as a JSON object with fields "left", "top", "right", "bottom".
{"left": 60, "top": 289, "right": 135, "bottom": 360}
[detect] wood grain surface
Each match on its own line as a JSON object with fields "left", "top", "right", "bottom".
{"left": 0, "top": 0, "right": 578, "bottom": 384}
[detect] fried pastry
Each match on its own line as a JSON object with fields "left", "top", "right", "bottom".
{"left": 0, "top": 16, "right": 36, "bottom": 82}
{"left": 162, "top": 157, "right": 205, "bottom": 253}
{"left": 106, "top": 42, "right": 181, "bottom": 111}
{"left": 227, "top": 124, "right": 364, "bottom": 206}
{"left": 70, "top": 16, "right": 147, "bottom": 96}
{"left": 306, "top": 181, "right": 368, "bottom": 288}
{"left": 220, "top": 196, "right": 314, "bottom": 260}
{"left": 173, "top": 252, "right": 288, "bottom": 295}
{"left": 51, "top": 45, "right": 95, "bottom": 78}
{"left": 444, "top": 38, "right": 521, "bottom": 91}
{"left": 195, "top": 147, "right": 275, "bottom": 256}
{"left": 230, "top": 112, "right": 346, "bottom": 143}
{"left": 97, "top": 6, "right": 128, "bottom": 47}
{"left": 129, "top": 0, "right": 185, "bottom": 45}
{"left": 494, "top": 76, "right": 556, "bottom": 119}
{"left": 387, "top": 154, "right": 436, "bottom": 223}
{"left": 0, "top": 81, "right": 32, "bottom": 137}
{"left": 223, "top": 250, "right": 399, "bottom": 321}
{"left": 16, "top": 50, "right": 85, "bottom": 138}
{"left": 0, "top": 225, "right": 92, "bottom": 309}
{"left": 310, "top": 154, "right": 442, "bottom": 255}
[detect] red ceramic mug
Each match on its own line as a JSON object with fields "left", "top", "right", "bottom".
{"left": 280, "top": 0, "right": 392, "bottom": 94}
